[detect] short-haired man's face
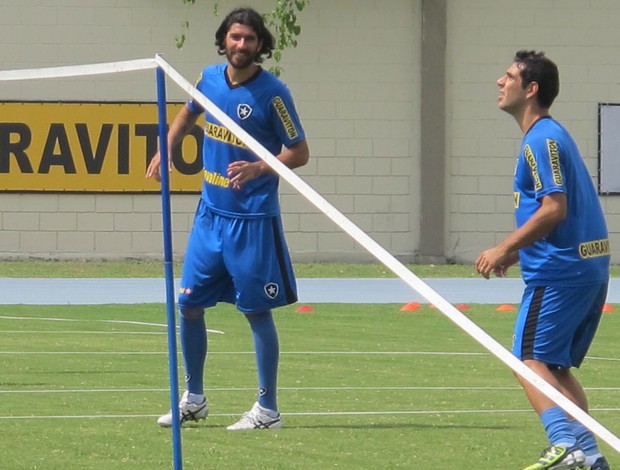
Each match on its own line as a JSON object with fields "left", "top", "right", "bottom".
{"left": 224, "top": 23, "right": 262, "bottom": 70}
{"left": 497, "top": 63, "right": 528, "bottom": 115}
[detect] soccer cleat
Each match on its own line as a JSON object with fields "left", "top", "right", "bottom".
{"left": 226, "top": 401, "right": 282, "bottom": 430}
{"left": 522, "top": 444, "right": 586, "bottom": 470}
{"left": 157, "top": 391, "right": 208, "bottom": 428}
{"left": 586, "top": 456, "right": 610, "bottom": 470}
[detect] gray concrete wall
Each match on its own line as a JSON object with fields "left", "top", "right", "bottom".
{"left": 0, "top": 0, "right": 421, "bottom": 262}
{"left": 445, "top": 0, "right": 620, "bottom": 263}
{"left": 1, "top": 0, "right": 619, "bottom": 265}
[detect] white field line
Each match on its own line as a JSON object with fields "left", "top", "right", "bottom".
{"left": 0, "top": 350, "right": 490, "bottom": 356}
{"left": 0, "top": 349, "right": 618, "bottom": 362}
{"left": 1, "top": 350, "right": 619, "bottom": 374}
{"left": 0, "top": 316, "right": 225, "bottom": 334}
{"left": 2, "top": 385, "right": 619, "bottom": 394}
{"left": 2, "top": 319, "right": 619, "bottom": 361}
{"left": 587, "top": 356, "right": 620, "bottom": 362}
{"left": 1, "top": 331, "right": 166, "bottom": 335}
{"left": 2, "top": 408, "right": 620, "bottom": 421}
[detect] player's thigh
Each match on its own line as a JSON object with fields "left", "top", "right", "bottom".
{"left": 178, "top": 205, "right": 234, "bottom": 308}
{"left": 570, "top": 282, "right": 608, "bottom": 367}
{"left": 513, "top": 283, "right": 607, "bottom": 367}
{"left": 223, "top": 216, "right": 297, "bottom": 313}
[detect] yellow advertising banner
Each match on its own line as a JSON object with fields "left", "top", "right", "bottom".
{"left": 0, "top": 101, "right": 204, "bottom": 192}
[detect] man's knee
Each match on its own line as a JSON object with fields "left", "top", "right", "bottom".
{"left": 180, "top": 306, "right": 205, "bottom": 320}
{"left": 245, "top": 309, "right": 272, "bottom": 322}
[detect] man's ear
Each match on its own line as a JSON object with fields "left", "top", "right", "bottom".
{"left": 526, "top": 81, "right": 539, "bottom": 100}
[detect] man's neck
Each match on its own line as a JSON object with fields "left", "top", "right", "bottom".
{"left": 226, "top": 63, "right": 260, "bottom": 86}
{"left": 516, "top": 106, "right": 551, "bottom": 134}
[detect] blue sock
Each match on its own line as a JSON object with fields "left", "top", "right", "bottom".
{"left": 179, "top": 313, "right": 207, "bottom": 396}
{"left": 247, "top": 310, "right": 279, "bottom": 412}
{"left": 540, "top": 406, "right": 576, "bottom": 447}
{"left": 570, "top": 419, "right": 600, "bottom": 456}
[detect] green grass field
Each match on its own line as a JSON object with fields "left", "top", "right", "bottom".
{"left": 0, "top": 259, "right": 494, "bottom": 278}
{"left": 1, "top": 298, "right": 619, "bottom": 469}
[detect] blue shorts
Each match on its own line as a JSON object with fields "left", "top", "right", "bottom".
{"left": 178, "top": 200, "right": 298, "bottom": 314}
{"left": 512, "top": 282, "right": 608, "bottom": 368}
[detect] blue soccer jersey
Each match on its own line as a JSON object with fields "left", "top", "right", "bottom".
{"left": 187, "top": 63, "right": 306, "bottom": 218}
{"left": 514, "top": 117, "right": 609, "bottom": 285}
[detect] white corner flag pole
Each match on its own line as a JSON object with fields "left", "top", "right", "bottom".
{"left": 155, "top": 55, "right": 620, "bottom": 454}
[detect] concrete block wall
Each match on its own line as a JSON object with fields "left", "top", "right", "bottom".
{"left": 276, "top": 0, "right": 421, "bottom": 262}
{"left": 446, "top": 0, "right": 620, "bottom": 263}
{"left": 1, "top": 0, "right": 620, "bottom": 264}
{"left": 0, "top": 0, "right": 422, "bottom": 262}
{"left": 0, "top": 193, "right": 196, "bottom": 258}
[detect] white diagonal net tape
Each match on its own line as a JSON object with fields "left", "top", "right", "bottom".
{"left": 1, "top": 55, "right": 618, "bottom": 454}
{"left": 0, "top": 58, "right": 157, "bottom": 81}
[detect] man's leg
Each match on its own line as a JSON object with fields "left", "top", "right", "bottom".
{"left": 226, "top": 310, "right": 281, "bottom": 431}
{"left": 554, "top": 369, "right": 604, "bottom": 466}
{"left": 246, "top": 310, "right": 279, "bottom": 412}
{"left": 517, "top": 360, "right": 580, "bottom": 445}
{"left": 157, "top": 306, "right": 208, "bottom": 427}
{"left": 179, "top": 307, "right": 207, "bottom": 398}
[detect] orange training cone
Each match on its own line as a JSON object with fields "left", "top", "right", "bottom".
{"left": 296, "top": 305, "right": 314, "bottom": 313}
{"left": 496, "top": 304, "right": 516, "bottom": 311}
{"left": 400, "top": 302, "right": 421, "bottom": 311}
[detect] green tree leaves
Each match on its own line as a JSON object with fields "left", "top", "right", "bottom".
{"left": 176, "top": 0, "right": 308, "bottom": 76}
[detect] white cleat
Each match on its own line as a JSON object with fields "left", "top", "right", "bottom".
{"left": 226, "top": 402, "right": 282, "bottom": 430}
{"left": 157, "top": 391, "right": 208, "bottom": 428}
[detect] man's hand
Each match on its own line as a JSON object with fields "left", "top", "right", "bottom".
{"left": 476, "top": 248, "right": 518, "bottom": 279}
{"left": 146, "top": 104, "right": 200, "bottom": 183}
{"left": 146, "top": 152, "right": 175, "bottom": 183}
{"left": 227, "top": 160, "right": 263, "bottom": 190}
{"left": 146, "top": 152, "right": 162, "bottom": 182}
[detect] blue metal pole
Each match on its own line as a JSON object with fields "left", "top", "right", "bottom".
{"left": 155, "top": 65, "right": 183, "bottom": 470}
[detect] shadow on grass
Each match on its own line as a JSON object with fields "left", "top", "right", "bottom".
{"left": 181, "top": 422, "right": 515, "bottom": 431}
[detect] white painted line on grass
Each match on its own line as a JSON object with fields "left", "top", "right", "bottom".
{"left": 0, "top": 350, "right": 489, "bottom": 356}
{"left": 2, "top": 385, "right": 618, "bottom": 394}
{"left": 0, "top": 386, "right": 522, "bottom": 394}
{"left": 0, "top": 351, "right": 168, "bottom": 355}
{"left": 587, "top": 356, "right": 620, "bottom": 362}
{"left": 1, "top": 350, "right": 618, "bottom": 364}
{"left": 1, "top": 407, "right": 619, "bottom": 421}
{"left": 0, "top": 315, "right": 225, "bottom": 334}
{"left": 2, "top": 330, "right": 166, "bottom": 335}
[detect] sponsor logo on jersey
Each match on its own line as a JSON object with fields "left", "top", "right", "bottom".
{"left": 579, "top": 238, "right": 610, "bottom": 259}
{"left": 203, "top": 169, "right": 230, "bottom": 188}
{"left": 524, "top": 145, "right": 542, "bottom": 191}
{"left": 237, "top": 103, "right": 252, "bottom": 120}
{"left": 547, "top": 139, "right": 563, "bottom": 186}
{"left": 273, "top": 96, "right": 299, "bottom": 140}
{"left": 205, "top": 122, "right": 248, "bottom": 149}
{"left": 264, "top": 282, "right": 279, "bottom": 299}
{"left": 514, "top": 191, "right": 520, "bottom": 208}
